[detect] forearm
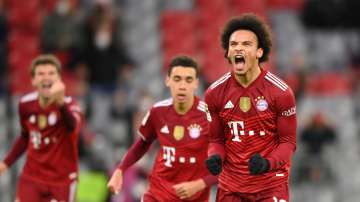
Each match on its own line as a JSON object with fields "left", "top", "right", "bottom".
{"left": 3, "top": 135, "right": 28, "bottom": 167}
{"left": 267, "top": 113, "right": 296, "bottom": 170}
{"left": 208, "top": 143, "right": 225, "bottom": 160}
{"left": 208, "top": 113, "right": 225, "bottom": 159}
{"left": 60, "top": 103, "right": 81, "bottom": 133}
{"left": 118, "top": 138, "right": 153, "bottom": 172}
{"left": 267, "top": 142, "right": 296, "bottom": 170}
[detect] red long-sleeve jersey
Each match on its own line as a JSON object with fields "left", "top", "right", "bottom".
{"left": 4, "top": 91, "right": 83, "bottom": 185}
{"left": 205, "top": 69, "right": 297, "bottom": 193}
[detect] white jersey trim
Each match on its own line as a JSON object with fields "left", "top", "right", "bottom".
{"left": 137, "top": 130, "right": 146, "bottom": 141}
{"left": 153, "top": 98, "right": 173, "bottom": 108}
{"left": 20, "top": 92, "right": 38, "bottom": 103}
{"left": 197, "top": 101, "right": 206, "bottom": 112}
{"left": 209, "top": 72, "right": 231, "bottom": 90}
{"left": 68, "top": 180, "right": 77, "bottom": 202}
{"left": 265, "top": 72, "right": 288, "bottom": 92}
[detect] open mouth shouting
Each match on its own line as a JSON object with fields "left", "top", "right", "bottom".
{"left": 232, "top": 54, "right": 246, "bottom": 72}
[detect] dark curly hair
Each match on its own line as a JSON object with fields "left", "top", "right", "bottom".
{"left": 221, "top": 13, "right": 272, "bottom": 63}
{"left": 168, "top": 55, "right": 199, "bottom": 78}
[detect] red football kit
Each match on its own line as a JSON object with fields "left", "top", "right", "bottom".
{"left": 205, "top": 69, "right": 296, "bottom": 201}
{"left": 3, "top": 92, "right": 82, "bottom": 202}
{"left": 118, "top": 97, "right": 217, "bottom": 202}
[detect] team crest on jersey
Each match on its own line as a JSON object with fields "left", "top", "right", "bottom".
{"left": 38, "top": 114, "right": 47, "bottom": 129}
{"left": 255, "top": 96, "right": 268, "bottom": 112}
{"left": 48, "top": 112, "right": 57, "bottom": 126}
{"left": 187, "top": 124, "right": 202, "bottom": 139}
{"left": 239, "top": 97, "right": 251, "bottom": 112}
{"left": 173, "top": 125, "right": 184, "bottom": 141}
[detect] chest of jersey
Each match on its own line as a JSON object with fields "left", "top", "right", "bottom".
{"left": 154, "top": 110, "right": 209, "bottom": 148}
{"left": 23, "top": 108, "right": 63, "bottom": 150}
{"left": 219, "top": 86, "right": 277, "bottom": 142}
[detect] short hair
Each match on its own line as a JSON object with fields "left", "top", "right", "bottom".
{"left": 168, "top": 55, "right": 199, "bottom": 78}
{"left": 31, "top": 54, "right": 62, "bottom": 77}
{"left": 221, "top": 13, "right": 272, "bottom": 63}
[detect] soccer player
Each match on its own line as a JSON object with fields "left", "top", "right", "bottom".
{"left": 0, "top": 54, "right": 83, "bottom": 202}
{"left": 108, "top": 55, "right": 217, "bottom": 202}
{"left": 204, "top": 14, "right": 297, "bottom": 202}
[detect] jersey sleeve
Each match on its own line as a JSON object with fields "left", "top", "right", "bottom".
{"left": 138, "top": 108, "right": 157, "bottom": 142}
{"left": 267, "top": 88, "right": 297, "bottom": 170}
{"left": 204, "top": 90, "right": 225, "bottom": 159}
{"left": 118, "top": 138, "right": 154, "bottom": 171}
{"left": 60, "top": 98, "right": 83, "bottom": 135}
{"left": 3, "top": 102, "right": 29, "bottom": 167}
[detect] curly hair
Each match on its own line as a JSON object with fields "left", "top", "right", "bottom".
{"left": 221, "top": 13, "right": 272, "bottom": 63}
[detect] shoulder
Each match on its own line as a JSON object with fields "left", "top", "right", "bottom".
{"left": 20, "top": 91, "right": 38, "bottom": 104}
{"left": 208, "top": 72, "right": 231, "bottom": 90}
{"left": 205, "top": 72, "right": 231, "bottom": 100}
{"left": 263, "top": 71, "right": 293, "bottom": 95}
{"left": 153, "top": 98, "right": 173, "bottom": 109}
{"left": 64, "top": 96, "right": 82, "bottom": 113}
{"left": 196, "top": 100, "right": 207, "bottom": 112}
{"left": 150, "top": 98, "right": 173, "bottom": 114}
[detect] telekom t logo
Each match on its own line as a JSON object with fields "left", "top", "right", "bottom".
{"left": 163, "top": 146, "right": 175, "bottom": 167}
{"left": 228, "top": 121, "right": 266, "bottom": 142}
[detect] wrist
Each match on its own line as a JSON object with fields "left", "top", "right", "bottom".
{"left": 196, "top": 179, "right": 206, "bottom": 191}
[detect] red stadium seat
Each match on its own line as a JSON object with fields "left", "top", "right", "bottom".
{"left": 267, "top": 0, "right": 305, "bottom": 11}
{"left": 229, "top": 0, "right": 268, "bottom": 19}
{"left": 160, "top": 11, "right": 197, "bottom": 72}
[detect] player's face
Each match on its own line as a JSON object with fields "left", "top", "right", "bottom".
{"left": 227, "top": 30, "right": 263, "bottom": 76}
{"left": 166, "top": 66, "right": 198, "bottom": 104}
{"left": 32, "top": 64, "right": 61, "bottom": 98}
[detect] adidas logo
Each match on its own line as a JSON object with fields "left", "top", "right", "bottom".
{"left": 160, "top": 125, "right": 169, "bottom": 134}
{"left": 224, "top": 101, "right": 234, "bottom": 109}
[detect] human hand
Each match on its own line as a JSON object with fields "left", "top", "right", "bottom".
{"left": 248, "top": 153, "right": 270, "bottom": 175}
{"left": 173, "top": 179, "right": 206, "bottom": 200}
{"left": 0, "top": 161, "right": 8, "bottom": 175}
{"left": 49, "top": 80, "right": 65, "bottom": 106}
{"left": 107, "top": 169, "right": 123, "bottom": 194}
{"left": 205, "top": 154, "right": 222, "bottom": 175}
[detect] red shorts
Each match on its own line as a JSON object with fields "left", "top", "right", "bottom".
{"left": 216, "top": 183, "right": 289, "bottom": 202}
{"left": 16, "top": 177, "right": 77, "bottom": 202}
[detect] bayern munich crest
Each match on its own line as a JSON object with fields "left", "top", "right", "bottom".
{"left": 187, "top": 124, "right": 202, "bottom": 139}
{"left": 255, "top": 96, "right": 268, "bottom": 111}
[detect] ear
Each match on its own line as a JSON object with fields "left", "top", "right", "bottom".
{"left": 31, "top": 78, "right": 36, "bottom": 87}
{"left": 256, "top": 48, "right": 264, "bottom": 59}
{"left": 165, "top": 75, "right": 170, "bottom": 87}
{"left": 194, "top": 78, "right": 199, "bottom": 90}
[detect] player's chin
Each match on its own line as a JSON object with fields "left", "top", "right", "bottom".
{"left": 39, "top": 90, "right": 52, "bottom": 98}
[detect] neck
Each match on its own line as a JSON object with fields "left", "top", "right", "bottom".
{"left": 174, "top": 96, "right": 194, "bottom": 115}
{"left": 235, "top": 65, "right": 261, "bottom": 88}
{"left": 39, "top": 96, "right": 51, "bottom": 108}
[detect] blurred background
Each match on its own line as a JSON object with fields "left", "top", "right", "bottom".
{"left": 0, "top": 0, "right": 359, "bottom": 201}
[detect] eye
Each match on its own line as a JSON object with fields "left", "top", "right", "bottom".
{"left": 186, "top": 77, "right": 193, "bottom": 83}
{"left": 173, "top": 76, "right": 181, "bottom": 82}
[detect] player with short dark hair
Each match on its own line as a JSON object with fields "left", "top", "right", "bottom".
{"left": 108, "top": 55, "right": 217, "bottom": 202}
{"left": 205, "top": 14, "right": 297, "bottom": 202}
{"left": 0, "top": 54, "right": 83, "bottom": 202}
